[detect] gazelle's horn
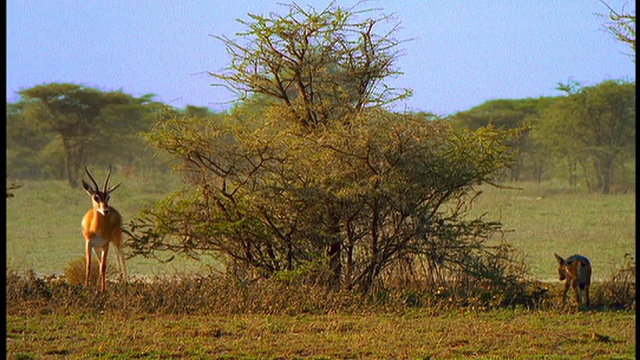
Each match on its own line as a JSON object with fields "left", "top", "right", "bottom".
{"left": 105, "top": 165, "right": 121, "bottom": 193}
{"left": 103, "top": 166, "right": 113, "bottom": 193}
{"left": 85, "top": 167, "right": 100, "bottom": 191}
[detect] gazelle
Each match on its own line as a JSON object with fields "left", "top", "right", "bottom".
{"left": 554, "top": 253, "right": 591, "bottom": 308}
{"left": 81, "top": 166, "right": 128, "bottom": 291}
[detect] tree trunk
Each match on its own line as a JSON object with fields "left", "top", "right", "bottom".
{"left": 326, "top": 208, "right": 342, "bottom": 291}
{"left": 61, "top": 135, "right": 80, "bottom": 188}
{"left": 599, "top": 155, "right": 616, "bottom": 194}
{"left": 327, "top": 242, "right": 341, "bottom": 291}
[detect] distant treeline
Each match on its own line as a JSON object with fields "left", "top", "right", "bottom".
{"left": 7, "top": 79, "right": 635, "bottom": 194}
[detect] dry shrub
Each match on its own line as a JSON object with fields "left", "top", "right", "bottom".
{"left": 64, "top": 257, "right": 99, "bottom": 286}
{"left": 4, "top": 256, "right": 632, "bottom": 316}
{"left": 63, "top": 256, "right": 127, "bottom": 287}
{"left": 374, "top": 243, "right": 542, "bottom": 311}
{"left": 596, "top": 253, "right": 636, "bottom": 310}
{"left": 5, "top": 269, "right": 57, "bottom": 315}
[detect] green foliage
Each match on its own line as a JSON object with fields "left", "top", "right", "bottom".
{"left": 6, "top": 102, "right": 58, "bottom": 179}
{"left": 127, "top": 104, "right": 524, "bottom": 294}
{"left": 531, "top": 80, "right": 636, "bottom": 193}
{"left": 14, "top": 83, "right": 161, "bottom": 187}
{"left": 449, "top": 97, "right": 560, "bottom": 183}
{"left": 450, "top": 97, "right": 557, "bottom": 130}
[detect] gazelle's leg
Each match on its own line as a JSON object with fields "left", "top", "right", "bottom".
{"left": 581, "top": 285, "right": 589, "bottom": 306}
{"left": 111, "top": 245, "right": 122, "bottom": 273}
{"left": 111, "top": 231, "right": 128, "bottom": 281}
{"left": 85, "top": 242, "right": 93, "bottom": 287}
{"left": 93, "top": 247, "right": 103, "bottom": 289}
{"left": 562, "top": 281, "right": 570, "bottom": 304}
{"left": 99, "top": 245, "right": 110, "bottom": 291}
{"left": 114, "top": 244, "right": 128, "bottom": 281}
{"left": 585, "top": 286, "right": 590, "bottom": 307}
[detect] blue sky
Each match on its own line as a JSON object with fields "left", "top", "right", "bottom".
{"left": 6, "top": 0, "right": 636, "bottom": 116}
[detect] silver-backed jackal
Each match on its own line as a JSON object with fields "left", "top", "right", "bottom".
{"left": 554, "top": 253, "right": 592, "bottom": 308}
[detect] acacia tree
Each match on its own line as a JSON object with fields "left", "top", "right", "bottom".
{"left": 210, "top": 1, "right": 411, "bottom": 129}
{"left": 127, "top": 2, "right": 526, "bottom": 294}
{"left": 129, "top": 107, "right": 523, "bottom": 293}
{"left": 17, "top": 83, "right": 156, "bottom": 187}
{"left": 532, "top": 80, "right": 635, "bottom": 193}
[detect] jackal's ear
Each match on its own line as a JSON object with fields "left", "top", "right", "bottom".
{"left": 554, "top": 253, "right": 564, "bottom": 264}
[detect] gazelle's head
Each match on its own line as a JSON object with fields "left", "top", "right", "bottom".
{"left": 82, "top": 166, "right": 121, "bottom": 216}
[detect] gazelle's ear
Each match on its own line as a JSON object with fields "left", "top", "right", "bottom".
{"left": 81, "top": 180, "right": 95, "bottom": 195}
{"left": 108, "top": 182, "right": 122, "bottom": 194}
{"left": 554, "top": 253, "right": 564, "bottom": 264}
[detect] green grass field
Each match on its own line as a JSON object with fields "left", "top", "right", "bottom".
{"left": 6, "top": 178, "right": 636, "bottom": 359}
{"left": 466, "top": 181, "right": 635, "bottom": 281}
{"left": 6, "top": 176, "right": 220, "bottom": 277}
{"left": 6, "top": 178, "right": 635, "bottom": 280}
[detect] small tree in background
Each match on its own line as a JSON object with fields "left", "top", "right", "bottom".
{"left": 17, "top": 83, "right": 158, "bottom": 188}
{"left": 531, "top": 80, "right": 635, "bottom": 193}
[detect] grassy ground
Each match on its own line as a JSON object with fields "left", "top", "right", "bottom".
{"left": 6, "top": 309, "right": 635, "bottom": 359}
{"left": 467, "top": 181, "right": 635, "bottom": 281}
{"left": 6, "top": 176, "right": 220, "bottom": 277}
{"left": 6, "top": 178, "right": 636, "bottom": 359}
{"left": 6, "top": 178, "right": 635, "bottom": 280}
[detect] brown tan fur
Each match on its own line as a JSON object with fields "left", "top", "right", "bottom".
{"left": 554, "top": 253, "right": 591, "bottom": 308}
{"left": 82, "top": 166, "right": 127, "bottom": 291}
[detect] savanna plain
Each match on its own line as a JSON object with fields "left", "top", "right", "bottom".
{"left": 6, "top": 177, "right": 636, "bottom": 359}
